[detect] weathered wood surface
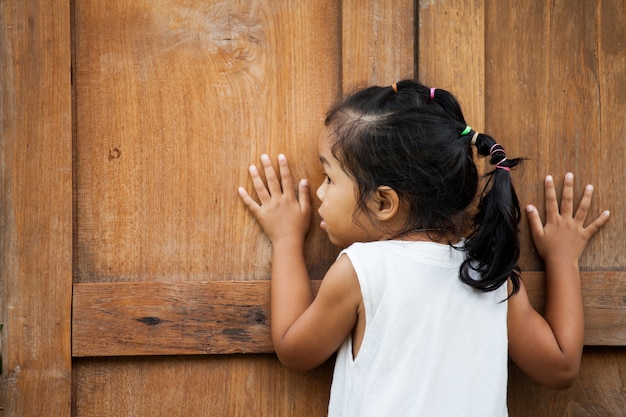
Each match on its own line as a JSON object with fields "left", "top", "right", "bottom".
{"left": 73, "top": 271, "right": 626, "bottom": 357}
{"left": 72, "top": 0, "right": 341, "bottom": 285}
{"left": 0, "top": 0, "right": 73, "bottom": 415}
{"left": 341, "top": 0, "right": 415, "bottom": 90}
{"left": 509, "top": 347, "right": 626, "bottom": 416}
{"left": 71, "top": 1, "right": 414, "bottom": 417}
{"left": 72, "top": 281, "right": 322, "bottom": 357}
{"left": 73, "top": 355, "right": 334, "bottom": 417}
{"left": 418, "top": 0, "right": 485, "bottom": 130}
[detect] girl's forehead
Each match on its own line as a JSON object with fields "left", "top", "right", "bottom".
{"left": 317, "top": 128, "right": 334, "bottom": 152}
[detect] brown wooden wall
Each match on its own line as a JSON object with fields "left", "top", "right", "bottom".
{"left": 1, "top": 1, "right": 624, "bottom": 416}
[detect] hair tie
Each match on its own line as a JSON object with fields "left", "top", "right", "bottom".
{"left": 489, "top": 143, "right": 510, "bottom": 171}
{"left": 391, "top": 83, "right": 398, "bottom": 93}
{"left": 495, "top": 158, "right": 511, "bottom": 171}
{"left": 461, "top": 126, "right": 472, "bottom": 136}
{"left": 471, "top": 131, "right": 479, "bottom": 146}
{"left": 489, "top": 143, "right": 506, "bottom": 155}
{"left": 430, "top": 87, "right": 436, "bottom": 99}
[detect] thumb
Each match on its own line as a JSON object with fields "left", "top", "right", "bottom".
{"left": 298, "top": 179, "right": 311, "bottom": 215}
{"left": 526, "top": 204, "right": 545, "bottom": 241}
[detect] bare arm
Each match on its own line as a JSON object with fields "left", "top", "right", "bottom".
{"left": 508, "top": 173, "right": 610, "bottom": 388}
{"left": 238, "top": 154, "right": 360, "bottom": 371}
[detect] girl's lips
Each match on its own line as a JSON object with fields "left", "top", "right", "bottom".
{"left": 320, "top": 219, "right": 327, "bottom": 229}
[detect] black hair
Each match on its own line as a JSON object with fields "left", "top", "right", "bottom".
{"left": 324, "top": 79, "right": 522, "bottom": 295}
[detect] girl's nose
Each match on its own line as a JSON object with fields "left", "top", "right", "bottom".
{"left": 316, "top": 182, "right": 325, "bottom": 201}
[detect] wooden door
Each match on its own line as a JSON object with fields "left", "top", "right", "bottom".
{"left": 1, "top": 1, "right": 624, "bottom": 416}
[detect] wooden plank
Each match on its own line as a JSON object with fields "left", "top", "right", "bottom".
{"left": 418, "top": 0, "right": 485, "bottom": 130}
{"left": 509, "top": 347, "right": 626, "bottom": 416}
{"left": 0, "top": 0, "right": 73, "bottom": 415}
{"left": 72, "top": 0, "right": 341, "bottom": 284}
{"left": 73, "top": 355, "right": 334, "bottom": 417}
{"left": 485, "top": 0, "right": 622, "bottom": 273}
{"left": 523, "top": 272, "right": 626, "bottom": 346}
{"left": 73, "top": 272, "right": 626, "bottom": 357}
{"left": 72, "top": 281, "right": 321, "bottom": 357}
{"left": 341, "top": 0, "right": 415, "bottom": 90}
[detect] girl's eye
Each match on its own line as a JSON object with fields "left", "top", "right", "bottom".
{"left": 325, "top": 175, "right": 331, "bottom": 184}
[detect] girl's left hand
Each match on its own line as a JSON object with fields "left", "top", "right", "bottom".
{"left": 526, "top": 173, "right": 610, "bottom": 267}
{"left": 238, "top": 154, "right": 311, "bottom": 244}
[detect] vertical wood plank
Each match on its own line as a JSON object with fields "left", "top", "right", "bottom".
{"left": 597, "top": 0, "right": 626, "bottom": 268}
{"left": 485, "top": 0, "right": 620, "bottom": 270}
{"left": 74, "top": 355, "right": 334, "bottom": 417}
{"left": 341, "top": 0, "right": 415, "bottom": 91}
{"left": 483, "top": 1, "right": 625, "bottom": 415}
{"left": 508, "top": 348, "right": 626, "bottom": 416}
{"left": 73, "top": 0, "right": 341, "bottom": 284}
{"left": 418, "top": 0, "right": 485, "bottom": 130}
{"left": 0, "top": 0, "right": 72, "bottom": 415}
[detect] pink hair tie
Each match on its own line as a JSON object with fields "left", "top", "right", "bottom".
{"left": 489, "top": 143, "right": 506, "bottom": 155}
{"left": 430, "top": 87, "right": 436, "bottom": 99}
{"left": 495, "top": 158, "right": 511, "bottom": 171}
{"left": 490, "top": 143, "right": 510, "bottom": 171}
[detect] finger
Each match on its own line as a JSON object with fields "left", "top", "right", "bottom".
{"left": 260, "top": 154, "right": 282, "bottom": 196}
{"left": 277, "top": 154, "right": 296, "bottom": 199}
{"left": 573, "top": 184, "right": 594, "bottom": 224}
{"left": 237, "top": 186, "right": 262, "bottom": 216}
{"left": 298, "top": 178, "right": 311, "bottom": 216}
{"left": 249, "top": 164, "right": 271, "bottom": 203}
{"left": 526, "top": 204, "right": 545, "bottom": 241}
{"left": 543, "top": 175, "right": 559, "bottom": 221}
{"left": 560, "top": 172, "right": 575, "bottom": 218}
{"left": 583, "top": 210, "right": 611, "bottom": 239}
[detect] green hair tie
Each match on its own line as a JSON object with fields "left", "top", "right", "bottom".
{"left": 461, "top": 126, "right": 472, "bottom": 136}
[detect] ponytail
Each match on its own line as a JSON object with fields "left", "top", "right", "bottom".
{"left": 460, "top": 132, "right": 523, "bottom": 296}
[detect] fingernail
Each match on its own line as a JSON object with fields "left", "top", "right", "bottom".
{"left": 604, "top": 210, "right": 611, "bottom": 217}
{"left": 586, "top": 184, "right": 594, "bottom": 192}
{"left": 526, "top": 205, "right": 534, "bottom": 213}
{"left": 565, "top": 172, "right": 574, "bottom": 180}
{"left": 278, "top": 153, "right": 286, "bottom": 161}
{"left": 546, "top": 175, "right": 553, "bottom": 182}
{"left": 300, "top": 179, "right": 308, "bottom": 186}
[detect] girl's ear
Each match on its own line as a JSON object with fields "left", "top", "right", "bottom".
{"left": 367, "top": 186, "right": 400, "bottom": 221}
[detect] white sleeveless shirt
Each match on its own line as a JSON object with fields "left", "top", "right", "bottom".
{"left": 328, "top": 240, "right": 508, "bottom": 417}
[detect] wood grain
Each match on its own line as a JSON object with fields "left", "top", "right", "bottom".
{"left": 73, "top": 271, "right": 626, "bottom": 357}
{"left": 72, "top": 281, "right": 320, "bottom": 357}
{"left": 341, "top": 0, "right": 415, "bottom": 91}
{"left": 509, "top": 348, "right": 626, "bottom": 417}
{"left": 73, "top": 355, "right": 334, "bottom": 417}
{"left": 0, "top": 0, "right": 73, "bottom": 415}
{"left": 68, "top": 1, "right": 625, "bottom": 417}
{"left": 72, "top": 0, "right": 341, "bottom": 284}
{"left": 418, "top": 0, "right": 485, "bottom": 131}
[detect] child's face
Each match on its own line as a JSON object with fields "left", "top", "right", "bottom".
{"left": 315, "top": 130, "right": 383, "bottom": 248}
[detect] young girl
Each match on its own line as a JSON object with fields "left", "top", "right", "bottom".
{"left": 237, "top": 80, "right": 610, "bottom": 416}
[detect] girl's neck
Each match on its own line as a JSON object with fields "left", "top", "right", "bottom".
{"left": 390, "top": 228, "right": 461, "bottom": 245}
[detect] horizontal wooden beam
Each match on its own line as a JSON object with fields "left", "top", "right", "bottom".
{"left": 72, "top": 272, "right": 626, "bottom": 357}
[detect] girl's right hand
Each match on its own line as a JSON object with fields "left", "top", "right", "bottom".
{"left": 238, "top": 153, "right": 311, "bottom": 244}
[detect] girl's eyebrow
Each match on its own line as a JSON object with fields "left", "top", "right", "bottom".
{"left": 319, "top": 156, "right": 330, "bottom": 166}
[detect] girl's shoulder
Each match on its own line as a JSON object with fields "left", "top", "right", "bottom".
{"left": 342, "top": 240, "right": 466, "bottom": 266}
